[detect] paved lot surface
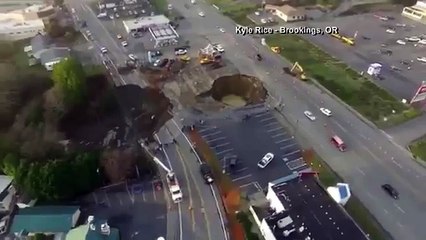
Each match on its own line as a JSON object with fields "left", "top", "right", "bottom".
{"left": 303, "top": 11, "right": 426, "bottom": 100}
{"left": 195, "top": 104, "right": 308, "bottom": 194}
{"left": 80, "top": 180, "right": 167, "bottom": 240}
{"left": 163, "top": 1, "right": 426, "bottom": 239}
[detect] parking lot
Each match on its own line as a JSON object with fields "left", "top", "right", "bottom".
{"left": 80, "top": 180, "right": 167, "bottom": 240}
{"left": 195, "top": 104, "right": 308, "bottom": 195}
{"left": 305, "top": 10, "right": 426, "bottom": 99}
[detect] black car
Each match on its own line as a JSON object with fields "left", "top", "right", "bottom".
{"left": 229, "top": 158, "right": 238, "bottom": 174}
{"left": 256, "top": 54, "right": 262, "bottom": 61}
{"left": 158, "top": 58, "right": 169, "bottom": 68}
{"left": 200, "top": 163, "right": 214, "bottom": 184}
{"left": 382, "top": 184, "right": 399, "bottom": 199}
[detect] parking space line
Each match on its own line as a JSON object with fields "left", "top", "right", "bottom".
{"left": 199, "top": 127, "right": 216, "bottom": 133}
{"left": 104, "top": 191, "right": 111, "bottom": 207}
{"left": 235, "top": 167, "right": 248, "bottom": 173}
{"left": 202, "top": 131, "right": 222, "bottom": 138}
{"left": 254, "top": 182, "right": 263, "bottom": 191}
{"left": 206, "top": 137, "right": 227, "bottom": 143}
{"left": 260, "top": 117, "right": 274, "bottom": 122}
{"left": 214, "top": 142, "right": 230, "bottom": 148}
{"left": 239, "top": 182, "right": 255, "bottom": 188}
{"left": 272, "top": 132, "right": 287, "bottom": 138}
{"left": 92, "top": 192, "right": 98, "bottom": 204}
{"left": 216, "top": 149, "right": 234, "bottom": 155}
{"left": 280, "top": 143, "right": 298, "bottom": 150}
{"left": 275, "top": 138, "right": 293, "bottom": 144}
{"left": 232, "top": 174, "right": 252, "bottom": 182}
{"left": 152, "top": 183, "right": 157, "bottom": 201}
{"left": 264, "top": 121, "right": 279, "bottom": 127}
{"left": 220, "top": 154, "right": 238, "bottom": 162}
{"left": 267, "top": 127, "right": 282, "bottom": 133}
{"left": 117, "top": 194, "right": 123, "bottom": 206}
{"left": 283, "top": 150, "right": 301, "bottom": 156}
{"left": 142, "top": 191, "right": 146, "bottom": 201}
{"left": 254, "top": 112, "right": 269, "bottom": 118}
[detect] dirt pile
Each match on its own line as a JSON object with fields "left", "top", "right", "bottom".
{"left": 210, "top": 74, "right": 267, "bottom": 107}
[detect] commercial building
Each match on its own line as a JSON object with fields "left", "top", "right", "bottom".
{"left": 402, "top": 0, "right": 426, "bottom": 23}
{"left": 250, "top": 172, "right": 368, "bottom": 240}
{"left": 265, "top": 4, "right": 306, "bottom": 22}
{"left": 10, "top": 206, "right": 80, "bottom": 238}
{"left": 66, "top": 216, "right": 120, "bottom": 240}
{"left": 0, "top": 4, "right": 55, "bottom": 41}
{"left": 123, "top": 15, "right": 179, "bottom": 47}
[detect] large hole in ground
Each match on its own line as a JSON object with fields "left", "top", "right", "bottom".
{"left": 210, "top": 74, "right": 267, "bottom": 107}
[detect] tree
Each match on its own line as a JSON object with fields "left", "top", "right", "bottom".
{"left": 51, "top": 58, "right": 87, "bottom": 107}
{"left": 1, "top": 153, "right": 20, "bottom": 177}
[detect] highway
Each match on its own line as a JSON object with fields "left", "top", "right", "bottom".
{"left": 66, "top": 1, "right": 228, "bottom": 240}
{"left": 169, "top": 1, "right": 426, "bottom": 240}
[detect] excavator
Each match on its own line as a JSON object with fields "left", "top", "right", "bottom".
{"left": 283, "top": 62, "right": 307, "bottom": 80}
{"left": 199, "top": 44, "right": 222, "bottom": 65}
{"left": 271, "top": 46, "right": 281, "bottom": 53}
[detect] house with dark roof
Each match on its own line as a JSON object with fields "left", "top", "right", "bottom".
{"left": 29, "top": 33, "right": 51, "bottom": 59}
{"left": 40, "top": 47, "right": 70, "bottom": 70}
{"left": 66, "top": 216, "right": 120, "bottom": 240}
{"left": 10, "top": 206, "right": 80, "bottom": 238}
{"left": 249, "top": 172, "right": 369, "bottom": 240}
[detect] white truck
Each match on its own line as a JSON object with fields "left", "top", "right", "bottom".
{"left": 139, "top": 141, "right": 183, "bottom": 203}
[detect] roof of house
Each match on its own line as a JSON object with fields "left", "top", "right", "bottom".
{"left": 265, "top": 4, "right": 305, "bottom": 16}
{"left": 40, "top": 47, "right": 70, "bottom": 65}
{"left": 30, "top": 33, "right": 50, "bottom": 54}
{"left": 266, "top": 175, "right": 367, "bottom": 240}
{"left": 0, "top": 175, "right": 12, "bottom": 194}
{"left": 66, "top": 221, "right": 119, "bottom": 240}
{"left": 10, "top": 206, "right": 79, "bottom": 234}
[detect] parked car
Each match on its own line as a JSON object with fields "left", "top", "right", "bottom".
{"left": 117, "top": 34, "right": 122, "bottom": 39}
{"left": 100, "top": 47, "right": 108, "bottom": 54}
{"left": 198, "top": 12, "right": 205, "bottom": 17}
{"left": 121, "top": 41, "right": 128, "bottom": 47}
{"left": 214, "top": 44, "right": 224, "bottom": 53}
{"left": 257, "top": 153, "right": 274, "bottom": 169}
{"left": 381, "top": 184, "right": 399, "bottom": 199}
{"left": 175, "top": 48, "right": 187, "bottom": 55}
{"left": 200, "top": 163, "right": 214, "bottom": 184}
{"left": 320, "top": 108, "right": 332, "bottom": 117}
{"left": 151, "top": 50, "right": 163, "bottom": 57}
{"left": 128, "top": 54, "right": 137, "bottom": 61}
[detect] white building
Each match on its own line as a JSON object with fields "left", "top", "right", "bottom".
{"left": 402, "top": 0, "right": 426, "bottom": 23}
{"left": 26, "top": 33, "right": 70, "bottom": 71}
{"left": 265, "top": 4, "right": 306, "bottom": 22}
{"left": 123, "top": 15, "right": 179, "bottom": 48}
{"left": 0, "top": 175, "right": 14, "bottom": 213}
{"left": 0, "top": 4, "right": 55, "bottom": 41}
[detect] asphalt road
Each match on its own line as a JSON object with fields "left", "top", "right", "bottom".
{"left": 67, "top": 1, "right": 228, "bottom": 239}
{"left": 169, "top": 1, "right": 426, "bottom": 239}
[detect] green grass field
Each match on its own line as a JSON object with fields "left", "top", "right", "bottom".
{"left": 266, "top": 35, "right": 420, "bottom": 128}
{"left": 309, "top": 154, "right": 389, "bottom": 240}
{"left": 207, "top": 0, "right": 258, "bottom": 25}
{"left": 409, "top": 137, "right": 426, "bottom": 163}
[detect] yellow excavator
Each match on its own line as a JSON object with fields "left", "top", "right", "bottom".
{"left": 329, "top": 32, "right": 355, "bottom": 46}
{"left": 180, "top": 55, "right": 191, "bottom": 62}
{"left": 271, "top": 46, "right": 280, "bottom": 53}
{"left": 290, "top": 62, "right": 307, "bottom": 80}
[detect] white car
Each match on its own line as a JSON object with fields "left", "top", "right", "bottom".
{"left": 386, "top": 29, "right": 395, "bottom": 34}
{"left": 175, "top": 49, "right": 187, "bottom": 55}
{"left": 396, "top": 23, "right": 406, "bottom": 27}
{"left": 396, "top": 40, "right": 406, "bottom": 45}
{"left": 320, "top": 108, "right": 332, "bottom": 117}
{"left": 153, "top": 59, "right": 161, "bottom": 67}
{"left": 100, "top": 47, "right": 108, "bottom": 54}
{"left": 418, "top": 39, "right": 426, "bottom": 45}
{"left": 128, "top": 54, "right": 137, "bottom": 61}
{"left": 198, "top": 12, "right": 205, "bottom": 17}
{"left": 257, "top": 153, "right": 274, "bottom": 169}
{"left": 121, "top": 41, "right": 128, "bottom": 47}
{"left": 214, "top": 44, "right": 225, "bottom": 53}
{"left": 219, "top": 28, "right": 225, "bottom": 33}
{"left": 417, "top": 56, "right": 426, "bottom": 63}
{"left": 406, "top": 36, "right": 420, "bottom": 42}
{"left": 116, "top": 34, "right": 122, "bottom": 39}
{"left": 304, "top": 110, "right": 316, "bottom": 121}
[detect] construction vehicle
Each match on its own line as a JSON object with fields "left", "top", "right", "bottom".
{"left": 199, "top": 44, "right": 221, "bottom": 65}
{"left": 271, "top": 46, "right": 280, "bottom": 53}
{"left": 329, "top": 32, "right": 355, "bottom": 46}
{"left": 139, "top": 141, "right": 183, "bottom": 203}
{"left": 289, "top": 62, "right": 307, "bottom": 80}
{"left": 180, "top": 55, "right": 191, "bottom": 62}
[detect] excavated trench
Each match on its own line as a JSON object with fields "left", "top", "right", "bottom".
{"left": 209, "top": 74, "right": 267, "bottom": 107}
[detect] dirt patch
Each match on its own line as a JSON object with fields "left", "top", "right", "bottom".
{"left": 140, "top": 61, "right": 186, "bottom": 88}
{"left": 208, "top": 74, "right": 267, "bottom": 107}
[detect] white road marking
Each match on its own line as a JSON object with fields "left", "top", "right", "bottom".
{"left": 232, "top": 174, "right": 252, "bottom": 182}
{"left": 202, "top": 131, "right": 222, "bottom": 138}
{"left": 357, "top": 168, "right": 366, "bottom": 176}
{"left": 394, "top": 203, "right": 406, "bottom": 214}
{"left": 254, "top": 112, "right": 269, "bottom": 118}
{"left": 392, "top": 159, "right": 403, "bottom": 168}
{"left": 254, "top": 182, "right": 263, "bottom": 191}
{"left": 280, "top": 143, "right": 298, "bottom": 150}
{"left": 214, "top": 142, "right": 230, "bottom": 148}
{"left": 275, "top": 138, "right": 293, "bottom": 144}
{"left": 383, "top": 209, "right": 388, "bottom": 214}
{"left": 235, "top": 167, "right": 248, "bottom": 173}
{"left": 239, "top": 182, "right": 256, "bottom": 189}
{"left": 217, "top": 148, "right": 234, "bottom": 155}
{"left": 260, "top": 117, "right": 274, "bottom": 122}
{"left": 272, "top": 132, "right": 286, "bottom": 138}
{"left": 267, "top": 127, "right": 283, "bottom": 133}
{"left": 283, "top": 150, "right": 301, "bottom": 156}
{"left": 333, "top": 120, "right": 349, "bottom": 133}
{"left": 152, "top": 183, "right": 157, "bottom": 201}
{"left": 142, "top": 191, "right": 146, "bottom": 202}
{"left": 264, "top": 121, "right": 279, "bottom": 127}
{"left": 207, "top": 137, "right": 227, "bottom": 143}
{"left": 199, "top": 127, "right": 216, "bottom": 133}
